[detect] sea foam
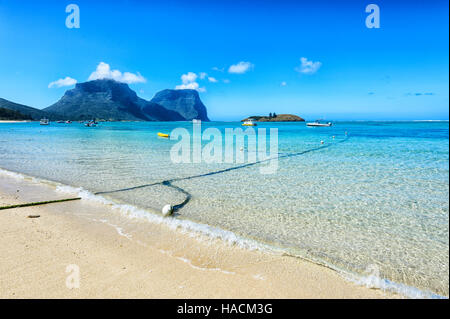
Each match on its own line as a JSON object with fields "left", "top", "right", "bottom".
{"left": 54, "top": 183, "right": 272, "bottom": 252}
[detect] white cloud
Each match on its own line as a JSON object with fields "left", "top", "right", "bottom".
{"left": 176, "top": 82, "right": 203, "bottom": 91}
{"left": 280, "top": 81, "right": 287, "bottom": 86}
{"left": 181, "top": 72, "right": 198, "bottom": 84}
{"left": 212, "top": 67, "right": 224, "bottom": 72}
{"left": 198, "top": 73, "right": 217, "bottom": 83}
{"left": 295, "top": 57, "right": 322, "bottom": 74}
{"left": 88, "top": 62, "right": 146, "bottom": 84}
{"left": 175, "top": 72, "right": 206, "bottom": 92}
{"left": 223, "top": 79, "right": 230, "bottom": 83}
{"left": 228, "top": 61, "right": 253, "bottom": 74}
{"left": 48, "top": 76, "right": 77, "bottom": 88}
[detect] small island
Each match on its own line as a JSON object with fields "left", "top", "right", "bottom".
{"left": 241, "top": 113, "right": 305, "bottom": 122}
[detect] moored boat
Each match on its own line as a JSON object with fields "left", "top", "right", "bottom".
{"left": 242, "top": 119, "right": 257, "bottom": 126}
{"left": 84, "top": 120, "right": 97, "bottom": 127}
{"left": 306, "top": 120, "right": 332, "bottom": 127}
{"left": 39, "top": 118, "right": 49, "bottom": 125}
{"left": 157, "top": 132, "right": 170, "bottom": 138}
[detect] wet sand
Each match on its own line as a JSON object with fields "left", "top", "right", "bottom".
{"left": 0, "top": 173, "right": 397, "bottom": 298}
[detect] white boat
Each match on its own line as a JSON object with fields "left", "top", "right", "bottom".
{"left": 39, "top": 118, "right": 49, "bottom": 125}
{"left": 242, "top": 119, "right": 257, "bottom": 126}
{"left": 306, "top": 120, "right": 332, "bottom": 127}
{"left": 85, "top": 121, "right": 97, "bottom": 127}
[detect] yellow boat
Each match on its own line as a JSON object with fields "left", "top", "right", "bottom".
{"left": 157, "top": 132, "right": 170, "bottom": 138}
{"left": 242, "top": 119, "right": 257, "bottom": 126}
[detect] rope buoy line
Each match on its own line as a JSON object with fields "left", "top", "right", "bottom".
{"left": 0, "top": 197, "right": 81, "bottom": 211}
{"left": 1, "top": 136, "right": 349, "bottom": 214}
{"left": 95, "top": 135, "right": 351, "bottom": 214}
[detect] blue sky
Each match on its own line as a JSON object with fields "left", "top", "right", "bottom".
{"left": 0, "top": 0, "right": 448, "bottom": 120}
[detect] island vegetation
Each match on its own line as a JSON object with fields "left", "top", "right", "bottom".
{"left": 241, "top": 113, "right": 305, "bottom": 122}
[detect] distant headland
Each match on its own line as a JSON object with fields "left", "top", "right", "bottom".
{"left": 241, "top": 113, "right": 305, "bottom": 122}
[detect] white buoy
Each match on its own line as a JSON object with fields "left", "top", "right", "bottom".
{"left": 320, "top": 140, "right": 324, "bottom": 144}
{"left": 162, "top": 204, "right": 174, "bottom": 217}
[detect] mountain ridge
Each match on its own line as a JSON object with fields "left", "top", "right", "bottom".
{"left": 151, "top": 89, "right": 210, "bottom": 121}
{"left": 0, "top": 98, "right": 48, "bottom": 120}
{"left": 0, "top": 79, "right": 209, "bottom": 121}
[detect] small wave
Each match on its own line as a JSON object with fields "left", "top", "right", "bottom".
{"left": 0, "top": 168, "right": 25, "bottom": 180}
{"left": 91, "top": 218, "right": 133, "bottom": 240}
{"left": 346, "top": 272, "right": 447, "bottom": 299}
{"left": 0, "top": 167, "right": 60, "bottom": 187}
{"left": 176, "top": 256, "right": 236, "bottom": 275}
{"left": 411, "top": 120, "right": 449, "bottom": 122}
{"left": 158, "top": 248, "right": 236, "bottom": 275}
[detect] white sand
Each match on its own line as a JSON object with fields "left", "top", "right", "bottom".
{"left": 0, "top": 173, "right": 397, "bottom": 298}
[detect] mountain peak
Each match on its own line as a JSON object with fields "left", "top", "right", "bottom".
{"left": 151, "top": 89, "right": 209, "bottom": 121}
{"left": 44, "top": 79, "right": 147, "bottom": 121}
{"left": 75, "top": 79, "right": 133, "bottom": 91}
{"left": 2, "top": 80, "right": 210, "bottom": 122}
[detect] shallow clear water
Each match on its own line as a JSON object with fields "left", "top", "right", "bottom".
{"left": 0, "top": 121, "right": 448, "bottom": 296}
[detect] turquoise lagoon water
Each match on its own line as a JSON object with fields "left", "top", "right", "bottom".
{"left": 0, "top": 121, "right": 448, "bottom": 297}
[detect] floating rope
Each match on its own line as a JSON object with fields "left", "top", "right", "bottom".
{"left": 0, "top": 197, "right": 81, "bottom": 211}
{"left": 95, "top": 135, "right": 351, "bottom": 213}
{"left": 1, "top": 135, "right": 349, "bottom": 214}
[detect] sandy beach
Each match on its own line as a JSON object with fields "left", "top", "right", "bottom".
{"left": 0, "top": 172, "right": 397, "bottom": 299}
